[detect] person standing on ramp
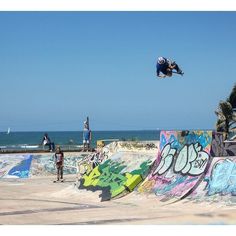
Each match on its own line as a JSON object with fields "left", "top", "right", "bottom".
{"left": 53, "top": 146, "right": 64, "bottom": 182}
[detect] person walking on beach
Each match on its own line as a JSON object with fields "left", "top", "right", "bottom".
{"left": 83, "top": 120, "right": 92, "bottom": 152}
{"left": 156, "top": 56, "right": 184, "bottom": 79}
{"left": 42, "top": 133, "right": 55, "bottom": 152}
{"left": 53, "top": 146, "right": 64, "bottom": 182}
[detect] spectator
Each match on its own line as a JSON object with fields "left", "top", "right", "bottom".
{"left": 42, "top": 133, "right": 55, "bottom": 152}
{"left": 83, "top": 121, "right": 92, "bottom": 152}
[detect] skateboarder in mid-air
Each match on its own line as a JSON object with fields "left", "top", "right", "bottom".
{"left": 156, "top": 56, "right": 184, "bottom": 79}
{"left": 53, "top": 146, "right": 64, "bottom": 182}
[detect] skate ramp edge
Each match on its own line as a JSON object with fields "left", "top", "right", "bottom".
{"left": 0, "top": 152, "right": 89, "bottom": 179}
{"left": 77, "top": 149, "right": 157, "bottom": 201}
{"left": 138, "top": 130, "right": 236, "bottom": 204}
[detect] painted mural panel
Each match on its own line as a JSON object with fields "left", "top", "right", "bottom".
{"left": 30, "top": 153, "right": 88, "bottom": 176}
{"left": 211, "top": 132, "right": 236, "bottom": 157}
{"left": 0, "top": 154, "right": 32, "bottom": 178}
{"left": 138, "top": 130, "right": 212, "bottom": 200}
{"left": 205, "top": 158, "right": 236, "bottom": 196}
{"left": 78, "top": 151, "right": 155, "bottom": 201}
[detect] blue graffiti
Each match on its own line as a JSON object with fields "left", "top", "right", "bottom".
{"left": 160, "top": 134, "right": 167, "bottom": 150}
{"left": 184, "top": 131, "right": 212, "bottom": 149}
{"left": 155, "top": 176, "right": 198, "bottom": 195}
{"left": 160, "top": 133, "right": 180, "bottom": 151}
{"left": 206, "top": 159, "right": 236, "bottom": 196}
{"left": 8, "top": 155, "right": 32, "bottom": 178}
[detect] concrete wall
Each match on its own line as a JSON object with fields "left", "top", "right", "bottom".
{"left": 0, "top": 152, "right": 89, "bottom": 178}
{"left": 138, "top": 130, "right": 212, "bottom": 201}
{"left": 138, "top": 130, "right": 236, "bottom": 203}
{"left": 78, "top": 151, "right": 156, "bottom": 201}
{"left": 211, "top": 132, "right": 236, "bottom": 157}
{"left": 0, "top": 154, "right": 32, "bottom": 178}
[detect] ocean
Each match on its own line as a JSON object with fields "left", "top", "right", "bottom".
{"left": 0, "top": 130, "right": 160, "bottom": 150}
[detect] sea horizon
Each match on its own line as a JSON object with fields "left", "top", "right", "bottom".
{"left": 0, "top": 128, "right": 214, "bottom": 132}
{"left": 0, "top": 130, "right": 161, "bottom": 148}
{"left": 0, "top": 129, "right": 215, "bottom": 149}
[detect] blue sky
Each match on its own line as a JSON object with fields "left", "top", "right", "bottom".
{"left": 0, "top": 12, "right": 236, "bottom": 131}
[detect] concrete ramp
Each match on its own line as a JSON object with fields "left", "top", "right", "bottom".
{"left": 0, "top": 154, "right": 33, "bottom": 178}
{"left": 138, "top": 130, "right": 212, "bottom": 202}
{"left": 189, "top": 156, "right": 236, "bottom": 203}
{"left": 0, "top": 152, "right": 89, "bottom": 178}
{"left": 138, "top": 130, "right": 236, "bottom": 205}
{"left": 2, "top": 135, "right": 236, "bottom": 205}
{"left": 77, "top": 150, "right": 157, "bottom": 201}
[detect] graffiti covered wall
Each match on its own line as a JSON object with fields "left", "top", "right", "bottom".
{"left": 204, "top": 157, "right": 236, "bottom": 196}
{"left": 187, "top": 156, "right": 236, "bottom": 202}
{"left": 138, "top": 130, "right": 212, "bottom": 200}
{"left": 211, "top": 132, "right": 236, "bottom": 157}
{"left": 78, "top": 151, "right": 155, "bottom": 201}
{"left": 0, "top": 154, "right": 33, "bottom": 178}
{"left": 30, "top": 152, "right": 89, "bottom": 176}
{"left": 0, "top": 152, "right": 96, "bottom": 178}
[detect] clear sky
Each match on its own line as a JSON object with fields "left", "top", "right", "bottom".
{"left": 0, "top": 12, "right": 236, "bottom": 131}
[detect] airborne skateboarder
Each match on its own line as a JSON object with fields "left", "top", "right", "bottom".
{"left": 156, "top": 56, "right": 184, "bottom": 79}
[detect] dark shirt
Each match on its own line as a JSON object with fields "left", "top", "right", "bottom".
{"left": 55, "top": 152, "right": 64, "bottom": 164}
{"left": 156, "top": 58, "right": 170, "bottom": 76}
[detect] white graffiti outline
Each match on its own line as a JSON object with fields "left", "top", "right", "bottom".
{"left": 153, "top": 143, "right": 177, "bottom": 175}
{"left": 153, "top": 142, "right": 210, "bottom": 176}
{"left": 174, "top": 143, "right": 209, "bottom": 175}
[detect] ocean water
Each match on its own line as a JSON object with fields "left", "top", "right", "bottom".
{"left": 0, "top": 130, "right": 160, "bottom": 150}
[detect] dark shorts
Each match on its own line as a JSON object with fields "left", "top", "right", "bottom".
{"left": 56, "top": 162, "right": 63, "bottom": 168}
{"left": 161, "top": 68, "right": 172, "bottom": 76}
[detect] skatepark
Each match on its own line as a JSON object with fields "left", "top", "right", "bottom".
{"left": 1, "top": 130, "right": 236, "bottom": 225}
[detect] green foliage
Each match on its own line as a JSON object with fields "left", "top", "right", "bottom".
{"left": 215, "top": 83, "right": 236, "bottom": 137}
{"left": 227, "top": 83, "right": 236, "bottom": 109}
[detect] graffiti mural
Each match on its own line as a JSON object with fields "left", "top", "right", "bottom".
{"left": 138, "top": 130, "right": 212, "bottom": 200}
{"left": 30, "top": 153, "right": 88, "bottom": 176}
{"left": 78, "top": 151, "right": 155, "bottom": 201}
{"left": 76, "top": 148, "right": 113, "bottom": 179}
{"left": 0, "top": 154, "right": 32, "bottom": 178}
{"left": 206, "top": 158, "right": 236, "bottom": 196}
{"left": 154, "top": 142, "right": 210, "bottom": 176}
{"left": 211, "top": 132, "right": 236, "bottom": 157}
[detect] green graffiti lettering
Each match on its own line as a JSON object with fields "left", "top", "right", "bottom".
{"left": 83, "top": 166, "right": 101, "bottom": 186}
{"left": 124, "top": 173, "right": 142, "bottom": 191}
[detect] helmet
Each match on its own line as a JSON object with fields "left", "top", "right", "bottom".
{"left": 158, "top": 57, "right": 165, "bottom": 65}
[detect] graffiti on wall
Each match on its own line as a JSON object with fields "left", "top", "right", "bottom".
{"left": 76, "top": 148, "right": 112, "bottom": 179}
{"left": 0, "top": 154, "right": 32, "bottom": 178}
{"left": 211, "top": 132, "right": 236, "bottom": 157}
{"left": 30, "top": 153, "right": 87, "bottom": 176}
{"left": 78, "top": 151, "right": 154, "bottom": 201}
{"left": 138, "top": 130, "right": 212, "bottom": 200}
{"left": 206, "top": 158, "right": 236, "bottom": 196}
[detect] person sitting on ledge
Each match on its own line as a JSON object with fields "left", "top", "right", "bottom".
{"left": 42, "top": 133, "right": 55, "bottom": 152}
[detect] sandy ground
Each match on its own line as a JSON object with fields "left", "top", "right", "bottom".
{"left": 1, "top": 175, "right": 236, "bottom": 225}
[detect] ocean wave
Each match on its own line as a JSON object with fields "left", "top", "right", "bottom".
{"left": 20, "top": 145, "right": 39, "bottom": 149}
